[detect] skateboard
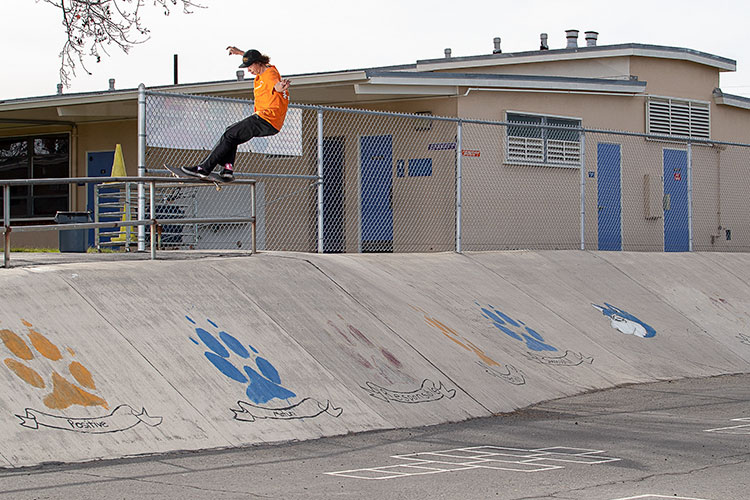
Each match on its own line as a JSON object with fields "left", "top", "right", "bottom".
{"left": 164, "top": 164, "right": 232, "bottom": 191}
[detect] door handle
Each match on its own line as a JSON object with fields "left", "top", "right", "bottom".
{"left": 663, "top": 193, "right": 671, "bottom": 211}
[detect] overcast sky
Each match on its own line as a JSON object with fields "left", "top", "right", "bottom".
{"left": 3, "top": 0, "right": 750, "bottom": 100}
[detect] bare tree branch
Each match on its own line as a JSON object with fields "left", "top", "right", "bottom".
{"left": 37, "top": 0, "right": 205, "bottom": 87}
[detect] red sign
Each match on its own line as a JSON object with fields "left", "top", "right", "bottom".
{"left": 461, "top": 150, "right": 481, "bottom": 157}
{"left": 674, "top": 172, "right": 682, "bottom": 181}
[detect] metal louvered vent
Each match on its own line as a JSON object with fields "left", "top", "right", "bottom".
{"left": 647, "top": 97, "right": 710, "bottom": 139}
{"left": 506, "top": 112, "right": 582, "bottom": 167}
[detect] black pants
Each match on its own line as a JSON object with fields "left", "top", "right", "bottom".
{"left": 197, "top": 114, "right": 278, "bottom": 171}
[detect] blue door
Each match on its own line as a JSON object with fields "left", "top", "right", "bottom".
{"left": 597, "top": 143, "right": 622, "bottom": 251}
{"left": 360, "top": 135, "right": 393, "bottom": 252}
{"left": 663, "top": 149, "right": 689, "bottom": 252}
{"left": 86, "top": 151, "right": 117, "bottom": 247}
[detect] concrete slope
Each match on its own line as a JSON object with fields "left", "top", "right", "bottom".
{"left": 0, "top": 268, "right": 230, "bottom": 467}
{"left": 0, "top": 251, "right": 748, "bottom": 468}
{"left": 594, "top": 251, "right": 750, "bottom": 366}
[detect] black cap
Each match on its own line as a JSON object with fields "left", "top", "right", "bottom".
{"left": 239, "top": 49, "right": 263, "bottom": 68}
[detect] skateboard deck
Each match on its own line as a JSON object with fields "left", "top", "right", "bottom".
{"left": 164, "top": 164, "right": 232, "bottom": 190}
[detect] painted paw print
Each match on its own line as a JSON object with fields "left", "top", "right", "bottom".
{"left": 326, "top": 315, "right": 405, "bottom": 384}
{"left": 479, "top": 304, "right": 557, "bottom": 352}
{"left": 412, "top": 305, "right": 526, "bottom": 385}
{"left": 1, "top": 320, "right": 108, "bottom": 410}
{"left": 187, "top": 317, "right": 296, "bottom": 404}
{"left": 592, "top": 303, "right": 656, "bottom": 338}
{"left": 412, "top": 306, "right": 502, "bottom": 368}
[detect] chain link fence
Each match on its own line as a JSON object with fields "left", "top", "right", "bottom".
{"left": 140, "top": 90, "right": 750, "bottom": 253}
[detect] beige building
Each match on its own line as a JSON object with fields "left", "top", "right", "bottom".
{"left": 2, "top": 31, "right": 749, "bottom": 251}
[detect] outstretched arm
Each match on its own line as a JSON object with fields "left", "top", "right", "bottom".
{"left": 226, "top": 46, "right": 244, "bottom": 56}
{"left": 274, "top": 79, "right": 291, "bottom": 93}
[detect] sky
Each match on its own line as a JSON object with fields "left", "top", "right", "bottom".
{"left": 3, "top": 0, "right": 750, "bottom": 100}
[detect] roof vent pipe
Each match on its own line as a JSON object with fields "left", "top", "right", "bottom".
{"left": 236, "top": 70, "right": 245, "bottom": 81}
{"left": 565, "top": 29, "right": 579, "bottom": 48}
{"left": 108, "top": 78, "right": 115, "bottom": 91}
{"left": 540, "top": 33, "right": 549, "bottom": 50}
{"left": 493, "top": 37, "right": 502, "bottom": 54}
{"left": 444, "top": 48, "right": 452, "bottom": 58}
{"left": 56, "top": 83, "right": 63, "bottom": 95}
{"left": 585, "top": 31, "right": 598, "bottom": 47}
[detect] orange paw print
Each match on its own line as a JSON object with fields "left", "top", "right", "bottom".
{"left": 1, "top": 320, "right": 108, "bottom": 410}
{"left": 411, "top": 306, "right": 501, "bottom": 368}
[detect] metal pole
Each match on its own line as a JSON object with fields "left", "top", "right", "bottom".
{"left": 94, "top": 184, "right": 100, "bottom": 251}
{"left": 455, "top": 120, "right": 463, "bottom": 253}
{"left": 3, "top": 185, "right": 10, "bottom": 268}
{"left": 580, "top": 131, "right": 586, "bottom": 250}
{"left": 687, "top": 141, "right": 693, "bottom": 252}
{"left": 125, "top": 182, "right": 132, "bottom": 251}
{"left": 149, "top": 181, "right": 156, "bottom": 260}
{"left": 137, "top": 83, "right": 147, "bottom": 252}
{"left": 316, "top": 108, "right": 324, "bottom": 253}
{"left": 251, "top": 182, "right": 256, "bottom": 254}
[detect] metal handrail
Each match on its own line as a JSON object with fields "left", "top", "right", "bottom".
{"left": 1, "top": 176, "right": 256, "bottom": 268}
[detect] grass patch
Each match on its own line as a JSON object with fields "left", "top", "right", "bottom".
{"left": 10, "top": 247, "right": 59, "bottom": 253}
{"left": 6, "top": 247, "right": 120, "bottom": 253}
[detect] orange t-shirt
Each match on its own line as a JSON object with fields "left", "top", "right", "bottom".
{"left": 253, "top": 65, "right": 289, "bottom": 131}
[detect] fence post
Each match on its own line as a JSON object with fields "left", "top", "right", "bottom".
{"left": 456, "top": 120, "right": 463, "bottom": 253}
{"left": 317, "top": 108, "right": 324, "bottom": 253}
{"left": 580, "top": 130, "right": 586, "bottom": 250}
{"left": 149, "top": 181, "right": 156, "bottom": 260}
{"left": 137, "top": 84, "right": 147, "bottom": 252}
{"left": 687, "top": 141, "right": 693, "bottom": 252}
{"left": 3, "top": 185, "right": 10, "bottom": 268}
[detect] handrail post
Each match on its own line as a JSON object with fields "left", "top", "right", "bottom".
{"left": 149, "top": 181, "right": 156, "bottom": 260}
{"left": 251, "top": 181, "right": 256, "bottom": 254}
{"left": 3, "top": 185, "right": 10, "bottom": 268}
{"left": 137, "top": 83, "right": 147, "bottom": 252}
{"left": 125, "top": 182, "right": 132, "bottom": 252}
{"left": 94, "top": 184, "right": 100, "bottom": 252}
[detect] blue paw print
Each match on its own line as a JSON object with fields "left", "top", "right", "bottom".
{"left": 479, "top": 304, "right": 557, "bottom": 352}
{"left": 187, "top": 316, "right": 296, "bottom": 404}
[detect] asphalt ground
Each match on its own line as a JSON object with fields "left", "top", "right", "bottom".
{"left": 1, "top": 373, "right": 747, "bottom": 500}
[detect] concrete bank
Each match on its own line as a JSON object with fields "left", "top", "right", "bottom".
{"left": 0, "top": 251, "right": 747, "bottom": 468}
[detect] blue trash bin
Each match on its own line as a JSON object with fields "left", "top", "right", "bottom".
{"left": 54, "top": 211, "right": 91, "bottom": 252}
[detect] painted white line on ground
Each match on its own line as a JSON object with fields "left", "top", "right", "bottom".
{"left": 610, "top": 495, "right": 712, "bottom": 500}
{"left": 325, "top": 444, "right": 620, "bottom": 480}
{"left": 704, "top": 417, "right": 750, "bottom": 434}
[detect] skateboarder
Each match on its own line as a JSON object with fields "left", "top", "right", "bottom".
{"left": 180, "top": 47, "right": 291, "bottom": 182}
